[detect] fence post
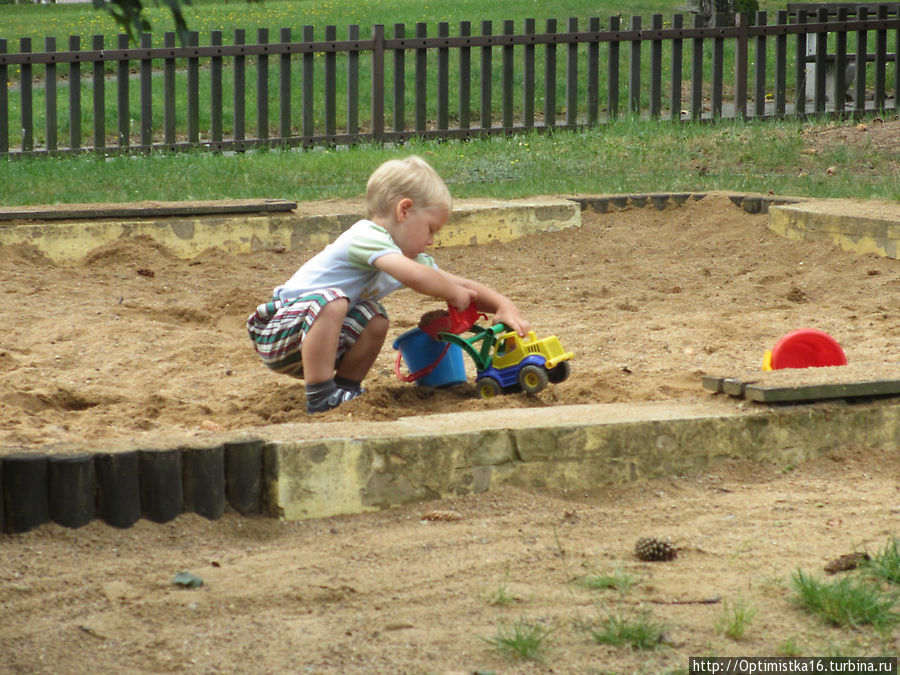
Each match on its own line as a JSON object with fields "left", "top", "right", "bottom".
{"left": 523, "top": 18, "right": 535, "bottom": 128}
{"left": 280, "top": 27, "right": 293, "bottom": 144}
{"left": 712, "top": 13, "right": 725, "bottom": 118}
{"left": 68, "top": 36, "right": 81, "bottom": 151}
{"left": 211, "top": 30, "right": 223, "bottom": 145}
{"left": 0, "top": 39, "right": 7, "bottom": 155}
{"left": 437, "top": 22, "right": 449, "bottom": 130}
{"left": 794, "top": 9, "right": 807, "bottom": 114}
{"left": 92, "top": 35, "right": 105, "bottom": 153}
{"left": 629, "top": 15, "right": 642, "bottom": 116}
{"left": 691, "top": 14, "right": 704, "bottom": 120}
{"left": 833, "top": 7, "right": 848, "bottom": 115}
{"left": 188, "top": 30, "right": 200, "bottom": 144}
{"left": 608, "top": 15, "right": 620, "bottom": 120}
{"left": 302, "top": 25, "right": 314, "bottom": 141}
{"left": 416, "top": 22, "right": 428, "bottom": 133}
{"left": 545, "top": 18, "right": 557, "bottom": 128}
{"left": 504, "top": 19, "right": 515, "bottom": 131}
{"left": 813, "top": 6, "right": 828, "bottom": 113}
{"left": 459, "top": 21, "right": 471, "bottom": 131}
{"left": 775, "top": 10, "right": 787, "bottom": 117}
{"left": 481, "top": 20, "right": 493, "bottom": 132}
{"left": 854, "top": 7, "right": 868, "bottom": 112}
{"left": 234, "top": 29, "right": 246, "bottom": 148}
{"left": 734, "top": 12, "right": 749, "bottom": 119}
{"left": 587, "top": 17, "right": 600, "bottom": 125}
{"left": 325, "top": 25, "right": 337, "bottom": 140}
{"left": 754, "top": 11, "right": 768, "bottom": 118}
{"left": 567, "top": 17, "right": 579, "bottom": 127}
{"left": 371, "top": 24, "right": 385, "bottom": 143}
{"left": 140, "top": 32, "right": 152, "bottom": 151}
{"left": 45, "top": 37, "right": 57, "bottom": 152}
{"left": 21, "top": 37, "right": 33, "bottom": 152}
{"left": 650, "top": 14, "right": 663, "bottom": 119}
{"left": 393, "top": 23, "right": 405, "bottom": 133}
{"left": 875, "top": 4, "right": 888, "bottom": 111}
{"left": 256, "top": 28, "right": 268, "bottom": 142}
{"left": 164, "top": 32, "right": 176, "bottom": 147}
{"left": 116, "top": 33, "right": 129, "bottom": 149}
{"left": 893, "top": 5, "right": 900, "bottom": 113}
{"left": 348, "top": 24, "right": 360, "bottom": 137}
{"left": 670, "top": 14, "right": 683, "bottom": 122}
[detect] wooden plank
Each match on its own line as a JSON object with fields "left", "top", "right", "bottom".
{"left": 722, "top": 378, "right": 748, "bottom": 398}
{"left": 745, "top": 379, "right": 900, "bottom": 403}
{"left": 701, "top": 375, "right": 724, "bottom": 393}
{"left": 0, "top": 199, "right": 297, "bottom": 222}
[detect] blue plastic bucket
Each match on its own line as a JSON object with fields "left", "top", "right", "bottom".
{"left": 392, "top": 327, "right": 467, "bottom": 387}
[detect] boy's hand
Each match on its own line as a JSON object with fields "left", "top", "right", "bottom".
{"left": 494, "top": 302, "right": 531, "bottom": 337}
{"left": 449, "top": 286, "right": 478, "bottom": 312}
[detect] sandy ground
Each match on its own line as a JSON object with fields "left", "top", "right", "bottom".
{"left": 2, "top": 181, "right": 900, "bottom": 671}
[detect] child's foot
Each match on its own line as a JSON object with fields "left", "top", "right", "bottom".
{"left": 306, "top": 380, "right": 362, "bottom": 414}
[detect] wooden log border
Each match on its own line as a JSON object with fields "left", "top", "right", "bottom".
{"left": 1, "top": 439, "right": 266, "bottom": 533}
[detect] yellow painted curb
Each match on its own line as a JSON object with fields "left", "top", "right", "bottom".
{"left": 769, "top": 199, "right": 900, "bottom": 259}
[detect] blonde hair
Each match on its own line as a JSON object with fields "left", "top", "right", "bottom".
{"left": 365, "top": 155, "right": 452, "bottom": 220}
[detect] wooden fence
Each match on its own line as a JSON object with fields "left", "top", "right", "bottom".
{"left": 0, "top": 5, "right": 898, "bottom": 156}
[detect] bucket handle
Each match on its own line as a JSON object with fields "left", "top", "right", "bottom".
{"left": 395, "top": 342, "right": 452, "bottom": 383}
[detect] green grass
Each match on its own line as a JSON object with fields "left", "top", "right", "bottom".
{"left": 5, "top": 0, "right": 895, "bottom": 154}
{"left": 1, "top": 115, "right": 896, "bottom": 207}
{"left": 862, "top": 537, "right": 900, "bottom": 587}
{"left": 483, "top": 618, "right": 554, "bottom": 663}
{"left": 481, "top": 579, "right": 517, "bottom": 607}
{"left": 583, "top": 610, "right": 667, "bottom": 650}
{"left": 791, "top": 569, "right": 900, "bottom": 633}
{"left": 714, "top": 596, "right": 757, "bottom": 641}
{"left": 575, "top": 568, "right": 638, "bottom": 593}
{"left": 3, "top": 0, "right": 795, "bottom": 46}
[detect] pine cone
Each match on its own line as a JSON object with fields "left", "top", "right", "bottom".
{"left": 634, "top": 537, "right": 677, "bottom": 562}
{"left": 824, "top": 552, "right": 870, "bottom": 574}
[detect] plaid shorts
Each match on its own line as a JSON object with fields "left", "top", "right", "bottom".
{"left": 246, "top": 288, "right": 387, "bottom": 379}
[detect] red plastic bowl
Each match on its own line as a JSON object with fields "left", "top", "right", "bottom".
{"left": 769, "top": 328, "right": 847, "bottom": 370}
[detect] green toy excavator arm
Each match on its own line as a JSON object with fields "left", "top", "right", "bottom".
{"left": 437, "top": 323, "right": 510, "bottom": 372}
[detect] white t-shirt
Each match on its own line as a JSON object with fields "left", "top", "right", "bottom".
{"left": 274, "top": 219, "right": 436, "bottom": 304}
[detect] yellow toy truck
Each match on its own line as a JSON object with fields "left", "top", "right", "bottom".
{"left": 431, "top": 306, "right": 574, "bottom": 399}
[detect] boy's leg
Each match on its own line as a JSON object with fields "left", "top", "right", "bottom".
{"left": 301, "top": 297, "right": 349, "bottom": 385}
{"left": 335, "top": 314, "right": 389, "bottom": 383}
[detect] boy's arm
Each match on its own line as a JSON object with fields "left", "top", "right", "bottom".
{"left": 436, "top": 269, "right": 532, "bottom": 337}
{"left": 374, "top": 253, "right": 476, "bottom": 311}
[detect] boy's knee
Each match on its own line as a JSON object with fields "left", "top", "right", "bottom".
{"left": 319, "top": 297, "right": 350, "bottom": 319}
{"left": 368, "top": 314, "right": 389, "bottom": 338}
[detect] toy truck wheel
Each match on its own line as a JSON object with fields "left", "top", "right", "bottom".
{"left": 547, "top": 361, "right": 571, "bottom": 383}
{"left": 518, "top": 365, "right": 549, "bottom": 394}
{"left": 476, "top": 377, "right": 503, "bottom": 399}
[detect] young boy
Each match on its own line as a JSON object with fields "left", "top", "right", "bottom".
{"left": 247, "top": 155, "right": 530, "bottom": 413}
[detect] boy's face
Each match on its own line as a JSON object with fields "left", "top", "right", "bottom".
{"left": 393, "top": 200, "right": 449, "bottom": 258}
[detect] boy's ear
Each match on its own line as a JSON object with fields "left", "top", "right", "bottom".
{"left": 395, "top": 198, "right": 413, "bottom": 222}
